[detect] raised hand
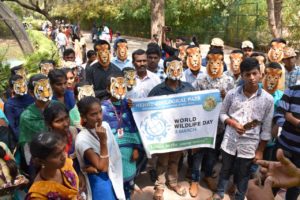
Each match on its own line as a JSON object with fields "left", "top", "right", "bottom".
{"left": 95, "top": 122, "right": 107, "bottom": 143}
{"left": 257, "top": 149, "right": 300, "bottom": 188}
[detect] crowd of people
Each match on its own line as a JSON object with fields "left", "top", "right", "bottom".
{"left": 0, "top": 24, "right": 299, "bottom": 200}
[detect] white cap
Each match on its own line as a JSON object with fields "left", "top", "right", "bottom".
{"left": 211, "top": 38, "right": 224, "bottom": 47}
{"left": 241, "top": 40, "right": 254, "bottom": 49}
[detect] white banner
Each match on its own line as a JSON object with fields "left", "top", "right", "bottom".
{"left": 131, "top": 89, "right": 222, "bottom": 158}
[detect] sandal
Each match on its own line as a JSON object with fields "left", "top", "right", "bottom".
{"left": 153, "top": 188, "right": 164, "bottom": 200}
{"left": 167, "top": 184, "right": 187, "bottom": 196}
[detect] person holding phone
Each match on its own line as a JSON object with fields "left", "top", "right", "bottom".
{"left": 75, "top": 96, "right": 125, "bottom": 200}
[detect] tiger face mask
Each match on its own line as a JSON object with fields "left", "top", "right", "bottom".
{"left": 268, "top": 42, "right": 285, "bottom": 63}
{"left": 123, "top": 69, "right": 136, "bottom": 90}
{"left": 110, "top": 77, "right": 127, "bottom": 100}
{"left": 117, "top": 42, "right": 128, "bottom": 61}
{"left": 165, "top": 60, "right": 183, "bottom": 80}
{"left": 77, "top": 85, "right": 95, "bottom": 101}
{"left": 263, "top": 68, "right": 282, "bottom": 94}
{"left": 33, "top": 79, "right": 53, "bottom": 102}
{"left": 95, "top": 44, "right": 111, "bottom": 67}
{"left": 13, "top": 78, "right": 28, "bottom": 96}
{"left": 186, "top": 47, "right": 201, "bottom": 71}
{"left": 207, "top": 53, "right": 224, "bottom": 79}
{"left": 40, "top": 63, "right": 54, "bottom": 76}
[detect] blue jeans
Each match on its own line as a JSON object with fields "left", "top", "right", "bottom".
{"left": 191, "top": 148, "right": 215, "bottom": 181}
{"left": 216, "top": 150, "right": 252, "bottom": 200}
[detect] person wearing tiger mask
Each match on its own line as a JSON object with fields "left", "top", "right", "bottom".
{"left": 111, "top": 39, "right": 132, "bottom": 70}
{"left": 148, "top": 56, "right": 195, "bottom": 200}
{"left": 19, "top": 74, "right": 54, "bottom": 181}
{"left": 86, "top": 40, "right": 122, "bottom": 100}
{"left": 4, "top": 75, "right": 34, "bottom": 142}
{"left": 191, "top": 48, "right": 234, "bottom": 197}
{"left": 101, "top": 74, "right": 143, "bottom": 200}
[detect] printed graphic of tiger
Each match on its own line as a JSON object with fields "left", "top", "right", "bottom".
{"left": 77, "top": 85, "right": 95, "bottom": 101}
{"left": 263, "top": 68, "right": 282, "bottom": 94}
{"left": 229, "top": 53, "right": 243, "bottom": 75}
{"left": 123, "top": 69, "right": 136, "bottom": 90}
{"left": 13, "top": 78, "right": 27, "bottom": 96}
{"left": 207, "top": 54, "right": 224, "bottom": 79}
{"left": 186, "top": 47, "right": 201, "bottom": 71}
{"left": 33, "top": 79, "right": 53, "bottom": 102}
{"left": 165, "top": 60, "right": 183, "bottom": 80}
{"left": 110, "top": 77, "right": 127, "bottom": 100}
{"left": 117, "top": 42, "right": 128, "bottom": 61}
{"left": 95, "top": 44, "right": 110, "bottom": 67}
{"left": 268, "top": 42, "right": 285, "bottom": 62}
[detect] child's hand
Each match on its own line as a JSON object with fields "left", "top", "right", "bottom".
{"left": 131, "top": 148, "right": 139, "bottom": 162}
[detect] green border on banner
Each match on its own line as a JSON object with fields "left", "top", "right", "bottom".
{"left": 148, "top": 137, "right": 214, "bottom": 150}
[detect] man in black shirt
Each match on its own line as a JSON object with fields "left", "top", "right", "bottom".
{"left": 149, "top": 56, "right": 194, "bottom": 200}
{"left": 86, "top": 40, "right": 122, "bottom": 100}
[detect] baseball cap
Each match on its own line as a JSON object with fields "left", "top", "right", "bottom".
{"left": 211, "top": 38, "right": 224, "bottom": 47}
{"left": 241, "top": 40, "right": 254, "bottom": 49}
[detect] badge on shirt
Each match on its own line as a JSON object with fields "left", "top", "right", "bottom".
{"left": 117, "top": 128, "right": 124, "bottom": 138}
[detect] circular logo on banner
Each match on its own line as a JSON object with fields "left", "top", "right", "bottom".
{"left": 140, "top": 112, "right": 172, "bottom": 141}
{"left": 203, "top": 96, "right": 217, "bottom": 111}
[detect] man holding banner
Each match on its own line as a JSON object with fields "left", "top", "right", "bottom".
{"left": 132, "top": 56, "right": 224, "bottom": 200}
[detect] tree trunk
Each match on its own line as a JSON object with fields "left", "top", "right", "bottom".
{"left": 267, "top": 0, "right": 282, "bottom": 38}
{"left": 0, "top": 1, "right": 34, "bottom": 55}
{"left": 151, "top": 0, "right": 165, "bottom": 45}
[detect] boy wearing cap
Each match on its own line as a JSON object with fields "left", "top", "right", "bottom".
{"left": 241, "top": 40, "right": 254, "bottom": 57}
{"left": 202, "top": 38, "right": 228, "bottom": 71}
{"left": 282, "top": 47, "right": 300, "bottom": 88}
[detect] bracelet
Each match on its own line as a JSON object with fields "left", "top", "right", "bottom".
{"left": 99, "top": 154, "right": 109, "bottom": 159}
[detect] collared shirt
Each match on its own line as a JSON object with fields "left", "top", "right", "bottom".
{"left": 224, "top": 70, "right": 242, "bottom": 87}
{"left": 184, "top": 68, "right": 206, "bottom": 84}
{"left": 285, "top": 65, "right": 300, "bottom": 88}
{"left": 148, "top": 80, "right": 194, "bottom": 97}
{"left": 86, "top": 62, "right": 122, "bottom": 100}
{"left": 111, "top": 57, "right": 133, "bottom": 70}
{"left": 220, "top": 86, "right": 274, "bottom": 159}
{"left": 274, "top": 85, "right": 300, "bottom": 155}
{"left": 127, "top": 70, "right": 161, "bottom": 99}
{"left": 193, "top": 74, "right": 234, "bottom": 92}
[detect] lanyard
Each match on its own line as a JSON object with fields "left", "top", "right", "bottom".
{"left": 109, "top": 100, "right": 123, "bottom": 129}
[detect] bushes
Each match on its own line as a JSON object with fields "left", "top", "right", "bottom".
{"left": 0, "top": 30, "right": 59, "bottom": 95}
{"left": 24, "top": 30, "right": 59, "bottom": 73}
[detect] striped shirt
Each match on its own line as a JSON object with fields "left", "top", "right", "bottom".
{"left": 274, "top": 85, "right": 300, "bottom": 154}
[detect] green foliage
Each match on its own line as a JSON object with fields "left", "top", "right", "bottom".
{"left": 0, "top": 48, "right": 11, "bottom": 95}
{"left": 25, "top": 30, "right": 59, "bottom": 73}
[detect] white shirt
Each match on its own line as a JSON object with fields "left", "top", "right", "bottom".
{"left": 127, "top": 70, "right": 161, "bottom": 99}
{"left": 55, "top": 32, "right": 67, "bottom": 46}
{"left": 220, "top": 86, "right": 274, "bottom": 159}
{"left": 75, "top": 122, "right": 125, "bottom": 200}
